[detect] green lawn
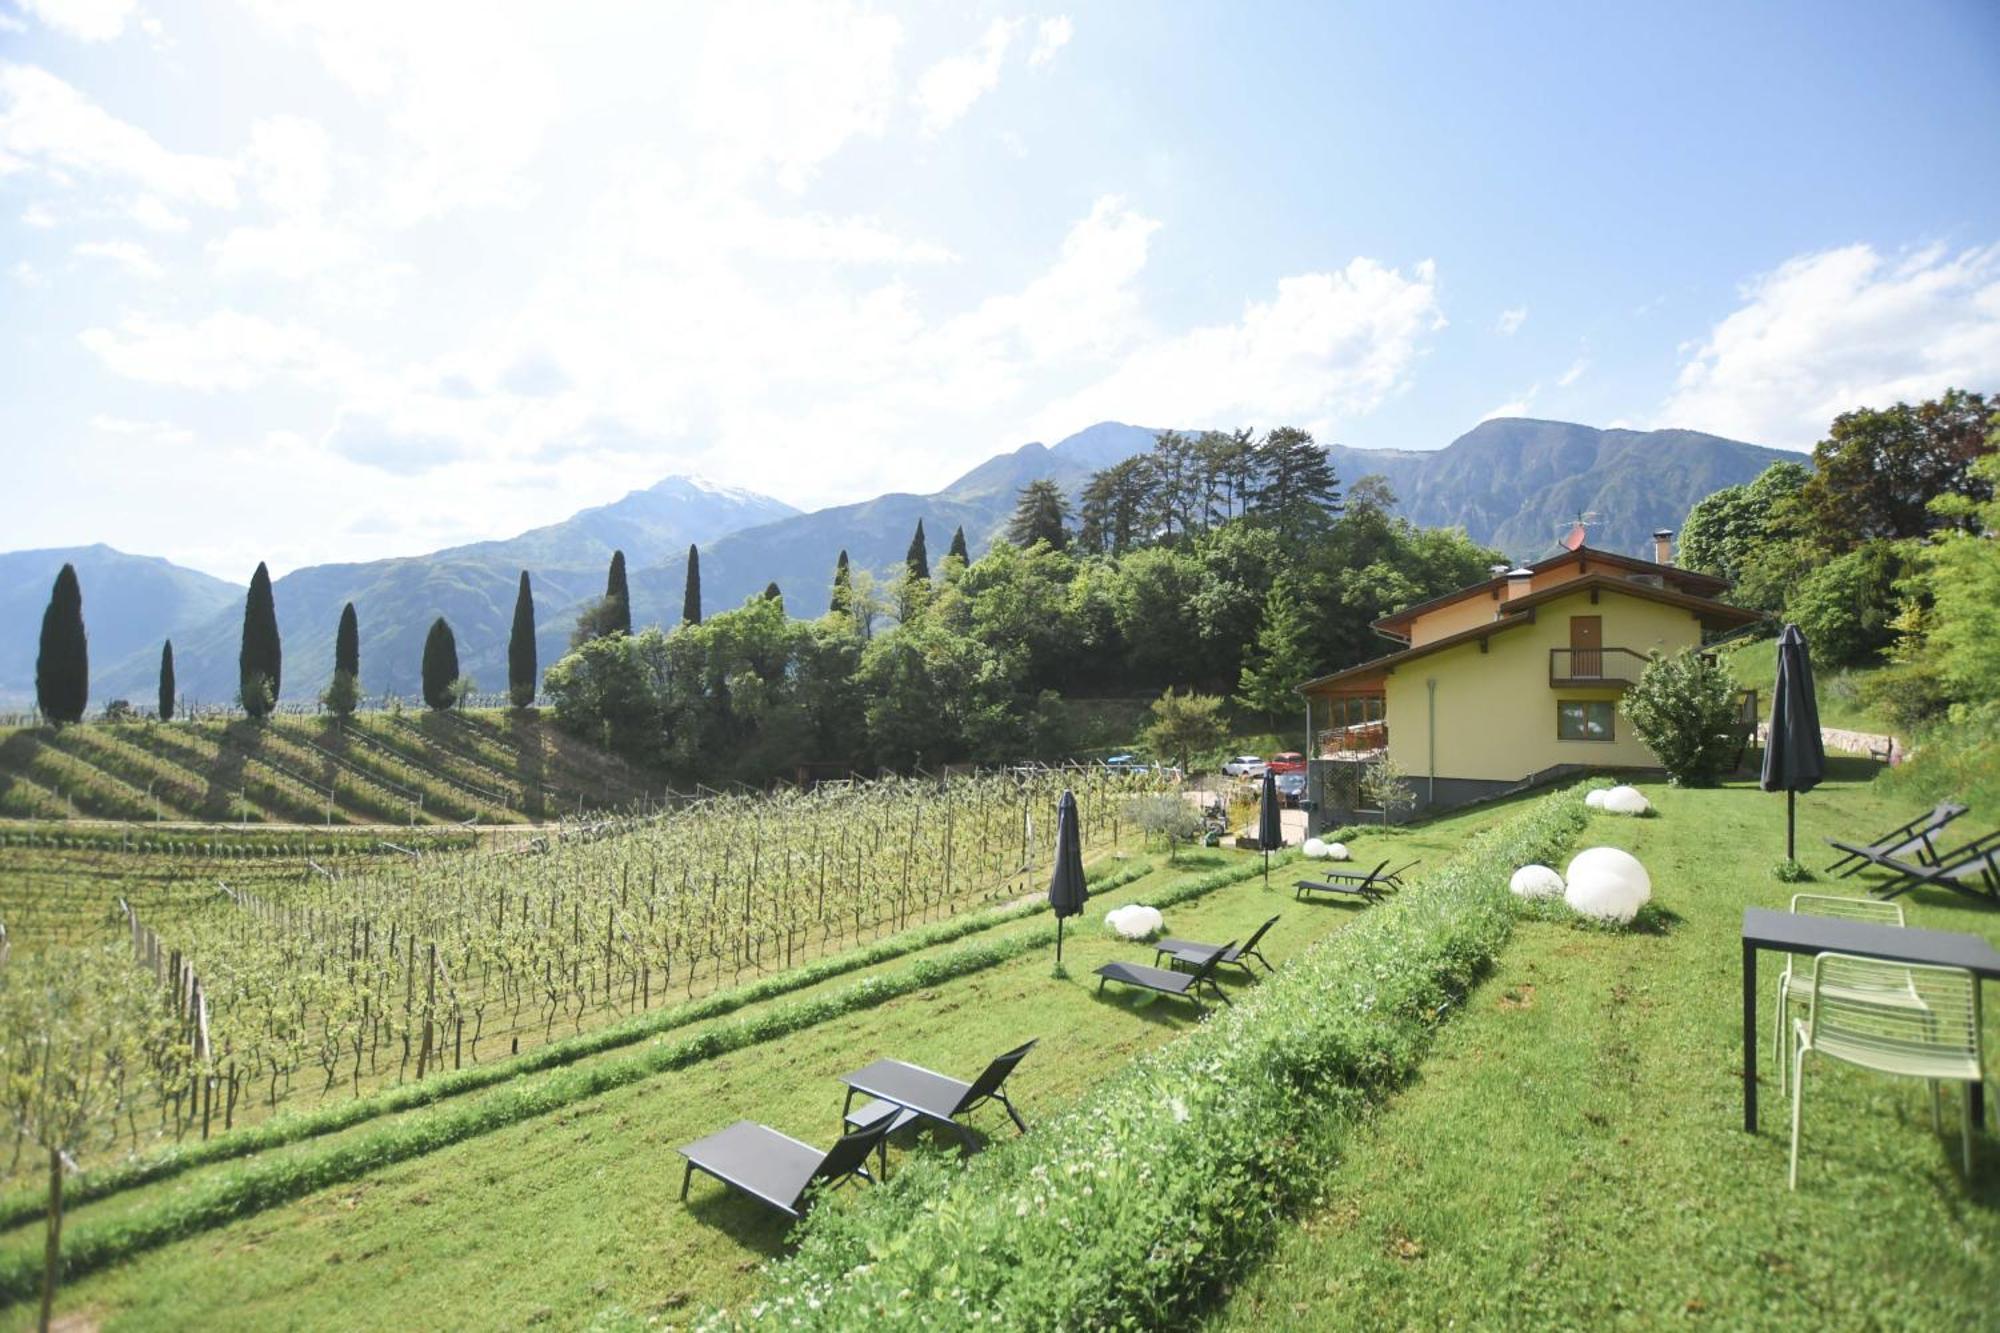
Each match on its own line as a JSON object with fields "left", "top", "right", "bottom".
{"left": 1210, "top": 761, "right": 2000, "bottom": 1329}
{"left": 1721, "top": 637, "right": 1891, "bottom": 739}
{"left": 3, "top": 814, "right": 1496, "bottom": 1330}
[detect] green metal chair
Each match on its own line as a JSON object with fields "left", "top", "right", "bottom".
{"left": 1788, "top": 951, "right": 1986, "bottom": 1189}
{"left": 1772, "top": 894, "right": 1908, "bottom": 1096}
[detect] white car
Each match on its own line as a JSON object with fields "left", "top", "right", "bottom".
{"left": 1221, "top": 754, "right": 1267, "bottom": 778}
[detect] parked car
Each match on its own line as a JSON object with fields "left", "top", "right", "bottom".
{"left": 1221, "top": 754, "right": 1268, "bottom": 777}
{"left": 1267, "top": 751, "right": 1307, "bottom": 774}
{"left": 1275, "top": 771, "right": 1307, "bottom": 807}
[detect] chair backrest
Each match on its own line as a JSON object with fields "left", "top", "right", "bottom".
{"left": 1789, "top": 892, "right": 1904, "bottom": 926}
{"left": 958, "top": 1039, "right": 1039, "bottom": 1109}
{"left": 1185, "top": 942, "right": 1237, "bottom": 989}
{"left": 809, "top": 1121, "right": 892, "bottom": 1198}
{"left": 1937, "top": 828, "right": 2000, "bottom": 869}
{"left": 1238, "top": 915, "right": 1280, "bottom": 954}
{"left": 1381, "top": 860, "right": 1420, "bottom": 883}
{"left": 1925, "top": 801, "right": 1970, "bottom": 830}
{"left": 1357, "top": 860, "right": 1391, "bottom": 881}
{"left": 1807, "top": 952, "right": 1980, "bottom": 1066}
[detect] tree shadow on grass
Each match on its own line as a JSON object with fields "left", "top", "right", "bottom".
{"left": 1088, "top": 986, "right": 1205, "bottom": 1028}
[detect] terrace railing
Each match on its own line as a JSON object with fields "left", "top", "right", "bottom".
{"left": 1548, "top": 647, "right": 1652, "bottom": 687}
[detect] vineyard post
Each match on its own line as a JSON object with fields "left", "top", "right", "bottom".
{"left": 417, "top": 942, "right": 437, "bottom": 1079}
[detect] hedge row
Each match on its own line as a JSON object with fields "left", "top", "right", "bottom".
{"left": 720, "top": 789, "right": 1590, "bottom": 1329}
{"left": 0, "top": 857, "right": 1157, "bottom": 1234}
{"left": 0, "top": 852, "right": 1279, "bottom": 1304}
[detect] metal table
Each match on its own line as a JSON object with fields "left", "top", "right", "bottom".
{"left": 1741, "top": 907, "right": 2000, "bottom": 1133}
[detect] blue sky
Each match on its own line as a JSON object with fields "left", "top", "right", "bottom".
{"left": 3, "top": 0, "right": 1997, "bottom": 578}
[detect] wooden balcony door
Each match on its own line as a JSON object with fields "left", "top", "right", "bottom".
{"left": 1570, "top": 615, "right": 1602, "bottom": 679}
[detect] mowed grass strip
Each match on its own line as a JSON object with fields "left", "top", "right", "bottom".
{"left": 1211, "top": 770, "right": 2000, "bottom": 1330}
{"left": 2, "top": 818, "right": 1497, "bottom": 1331}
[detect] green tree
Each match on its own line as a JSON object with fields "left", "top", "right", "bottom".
{"left": 681, "top": 544, "right": 702, "bottom": 626}
{"left": 1898, "top": 448, "right": 2000, "bottom": 708}
{"left": 1796, "top": 389, "right": 1994, "bottom": 550}
{"left": 1125, "top": 791, "right": 1204, "bottom": 863}
{"left": 1007, "top": 479, "right": 1072, "bottom": 550}
{"left": 543, "top": 628, "right": 671, "bottom": 761}
{"left": 606, "top": 549, "right": 633, "bottom": 635}
{"left": 35, "top": 564, "right": 88, "bottom": 725}
{"left": 1078, "top": 455, "right": 1155, "bottom": 555}
{"left": 1236, "top": 579, "right": 1315, "bottom": 720}
{"left": 947, "top": 526, "right": 970, "bottom": 563}
{"left": 156, "top": 640, "right": 174, "bottom": 722}
{"left": 763, "top": 581, "right": 784, "bottom": 610}
{"left": 1140, "top": 686, "right": 1226, "bottom": 772}
{"left": 421, "top": 617, "right": 460, "bottom": 710}
{"left": 1251, "top": 426, "right": 1342, "bottom": 541}
{"left": 238, "top": 561, "right": 281, "bottom": 718}
{"left": 905, "top": 520, "right": 931, "bottom": 582}
{"left": 1360, "top": 755, "right": 1417, "bottom": 823}
{"left": 1785, "top": 543, "right": 1902, "bottom": 667}
{"left": 1620, "top": 647, "right": 1742, "bottom": 785}
{"left": 831, "top": 549, "right": 853, "bottom": 615}
{"left": 508, "top": 571, "right": 538, "bottom": 708}
{"left": 1678, "top": 461, "right": 1812, "bottom": 585}
{"left": 322, "top": 601, "right": 361, "bottom": 718}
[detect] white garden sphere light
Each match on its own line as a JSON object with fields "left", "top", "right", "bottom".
{"left": 1302, "top": 837, "right": 1330, "bottom": 859}
{"left": 1584, "top": 788, "right": 1608, "bottom": 810}
{"left": 1105, "top": 904, "right": 1165, "bottom": 939}
{"left": 1601, "top": 785, "right": 1652, "bottom": 816}
{"left": 1563, "top": 846, "right": 1652, "bottom": 924}
{"left": 1508, "top": 864, "right": 1565, "bottom": 899}
{"left": 1327, "top": 842, "right": 1351, "bottom": 861}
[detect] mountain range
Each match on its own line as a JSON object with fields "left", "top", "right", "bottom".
{"left": 3, "top": 418, "right": 1793, "bottom": 708}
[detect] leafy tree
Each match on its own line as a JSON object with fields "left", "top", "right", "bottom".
{"left": 1078, "top": 455, "right": 1156, "bottom": 555}
{"left": 35, "top": 563, "right": 87, "bottom": 725}
{"left": 1620, "top": 647, "right": 1742, "bottom": 785}
{"left": 542, "top": 628, "right": 671, "bottom": 761}
{"left": 1124, "top": 792, "right": 1204, "bottom": 863}
{"left": 606, "top": 550, "right": 633, "bottom": 635}
{"left": 947, "top": 526, "right": 970, "bottom": 564}
{"left": 831, "top": 550, "right": 853, "bottom": 615}
{"left": 763, "top": 581, "right": 784, "bottom": 609}
{"left": 324, "top": 602, "right": 361, "bottom": 718}
{"left": 1796, "top": 389, "right": 1993, "bottom": 549}
{"left": 1785, "top": 543, "right": 1902, "bottom": 667}
{"left": 1360, "top": 755, "right": 1417, "bottom": 823}
{"left": 1007, "top": 478, "right": 1073, "bottom": 550}
{"left": 157, "top": 640, "right": 174, "bottom": 722}
{"left": 421, "top": 617, "right": 461, "bottom": 710}
{"left": 1113, "top": 546, "right": 1207, "bottom": 686}
{"left": 238, "top": 561, "right": 281, "bottom": 718}
{"left": 508, "top": 571, "right": 537, "bottom": 708}
{"left": 905, "top": 520, "right": 931, "bottom": 582}
{"left": 1678, "top": 461, "right": 1811, "bottom": 584}
{"left": 1251, "top": 426, "right": 1343, "bottom": 541}
{"left": 681, "top": 544, "right": 701, "bottom": 626}
{"left": 1140, "top": 687, "right": 1225, "bottom": 772}
{"left": 1893, "top": 447, "right": 2000, "bottom": 709}
{"left": 1236, "top": 579, "right": 1315, "bottom": 720}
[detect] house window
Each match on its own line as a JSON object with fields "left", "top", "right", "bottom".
{"left": 1557, "top": 700, "right": 1615, "bottom": 741}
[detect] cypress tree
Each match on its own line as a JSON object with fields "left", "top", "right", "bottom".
{"left": 604, "top": 550, "right": 632, "bottom": 636}
{"left": 335, "top": 602, "right": 359, "bottom": 677}
{"left": 421, "top": 617, "right": 460, "bottom": 710}
{"left": 948, "top": 526, "right": 970, "bottom": 563}
{"left": 238, "top": 561, "right": 282, "bottom": 718}
{"left": 905, "top": 520, "right": 930, "bottom": 582}
{"left": 34, "top": 563, "right": 87, "bottom": 724}
{"left": 682, "top": 544, "right": 702, "bottom": 625}
{"left": 762, "top": 581, "right": 783, "bottom": 609}
{"left": 157, "top": 640, "right": 175, "bottom": 722}
{"left": 831, "top": 550, "right": 853, "bottom": 614}
{"left": 508, "top": 571, "right": 538, "bottom": 708}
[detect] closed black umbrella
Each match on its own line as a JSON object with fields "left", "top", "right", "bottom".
{"left": 1258, "top": 769, "right": 1283, "bottom": 888}
{"left": 1047, "top": 789, "right": 1087, "bottom": 971}
{"left": 1761, "top": 623, "right": 1826, "bottom": 861}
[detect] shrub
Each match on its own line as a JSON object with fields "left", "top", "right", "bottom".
{"left": 1620, "top": 648, "right": 1740, "bottom": 785}
{"left": 1360, "top": 754, "right": 1416, "bottom": 823}
{"left": 1784, "top": 543, "right": 1901, "bottom": 668}
{"left": 1124, "top": 793, "right": 1204, "bottom": 861}
{"left": 321, "top": 670, "right": 361, "bottom": 719}
{"left": 722, "top": 787, "right": 1589, "bottom": 1329}
{"left": 1858, "top": 660, "right": 1951, "bottom": 730}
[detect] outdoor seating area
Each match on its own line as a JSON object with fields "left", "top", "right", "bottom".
{"left": 1823, "top": 801, "right": 2000, "bottom": 904}
{"left": 1294, "top": 858, "right": 1417, "bottom": 904}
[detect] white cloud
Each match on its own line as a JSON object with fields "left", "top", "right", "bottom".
{"left": 1030, "top": 16, "right": 1073, "bottom": 68}
{"left": 89, "top": 413, "right": 193, "bottom": 444}
{"left": 19, "top": 0, "right": 137, "bottom": 42}
{"left": 127, "top": 194, "right": 186, "bottom": 230}
{"left": 74, "top": 237, "right": 162, "bottom": 278}
{"left": 1038, "top": 256, "right": 1445, "bottom": 436}
{"left": 0, "top": 63, "right": 237, "bottom": 206}
{"left": 1662, "top": 242, "right": 2000, "bottom": 448}
{"left": 1495, "top": 306, "right": 1527, "bottom": 335}
{"left": 10, "top": 259, "right": 46, "bottom": 287}
{"left": 79, "top": 310, "right": 352, "bottom": 390}
{"left": 1557, "top": 357, "right": 1588, "bottom": 387}
{"left": 916, "top": 19, "right": 1018, "bottom": 134}
{"left": 1482, "top": 398, "right": 1532, "bottom": 421}
{"left": 20, "top": 202, "right": 54, "bottom": 227}
{"left": 211, "top": 218, "right": 363, "bottom": 280}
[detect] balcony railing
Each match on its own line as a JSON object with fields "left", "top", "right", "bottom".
{"left": 1548, "top": 646, "right": 1652, "bottom": 687}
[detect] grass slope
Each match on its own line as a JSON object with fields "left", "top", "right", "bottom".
{"left": 1211, "top": 761, "right": 2000, "bottom": 1328}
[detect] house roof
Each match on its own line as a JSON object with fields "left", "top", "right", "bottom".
{"left": 1370, "top": 545, "right": 1730, "bottom": 639}
{"left": 1297, "top": 573, "right": 1762, "bottom": 696}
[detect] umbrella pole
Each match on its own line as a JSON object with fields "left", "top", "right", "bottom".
{"left": 1056, "top": 917, "right": 1064, "bottom": 968}
{"left": 1786, "top": 790, "right": 1796, "bottom": 862}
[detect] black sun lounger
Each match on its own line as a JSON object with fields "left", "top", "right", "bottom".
{"left": 678, "top": 1117, "right": 889, "bottom": 1218}
{"left": 1825, "top": 801, "right": 1969, "bottom": 876}
{"left": 1294, "top": 859, "right": 1415, "bottom": 903}
{"left": 1154, "top": 915, "right": 1278, "bottom": 977}
{"left": 838, "top": 1041, "right": 1037, "bottom": 1151}
{"left": 1863, "top": 828, "right": 2000, "bottom": 906}
{"left": 1094, "top": 943, "right": 1235, "bottom": 1014}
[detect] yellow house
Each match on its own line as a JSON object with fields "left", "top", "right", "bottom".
{"left": 1297, "top": 533, "right": 1761, "bottom": 820}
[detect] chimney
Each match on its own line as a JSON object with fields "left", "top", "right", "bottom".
{"left": 1487, "top": 563, "right": 1509, "bottom": 578}
{"left": 1652, "top": 529, "right": 1674, "bottom": 565}
{"left": 1503, "top": 566, "right": 1534, "bottom": 602}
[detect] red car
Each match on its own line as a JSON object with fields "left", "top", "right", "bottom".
{"left": 1267, "top": 751, "right": 1306, "bottom": 774}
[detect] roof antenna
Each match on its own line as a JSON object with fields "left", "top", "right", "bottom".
{"left": 1556, "top": 510, "right": 1599, "bottom": 552}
